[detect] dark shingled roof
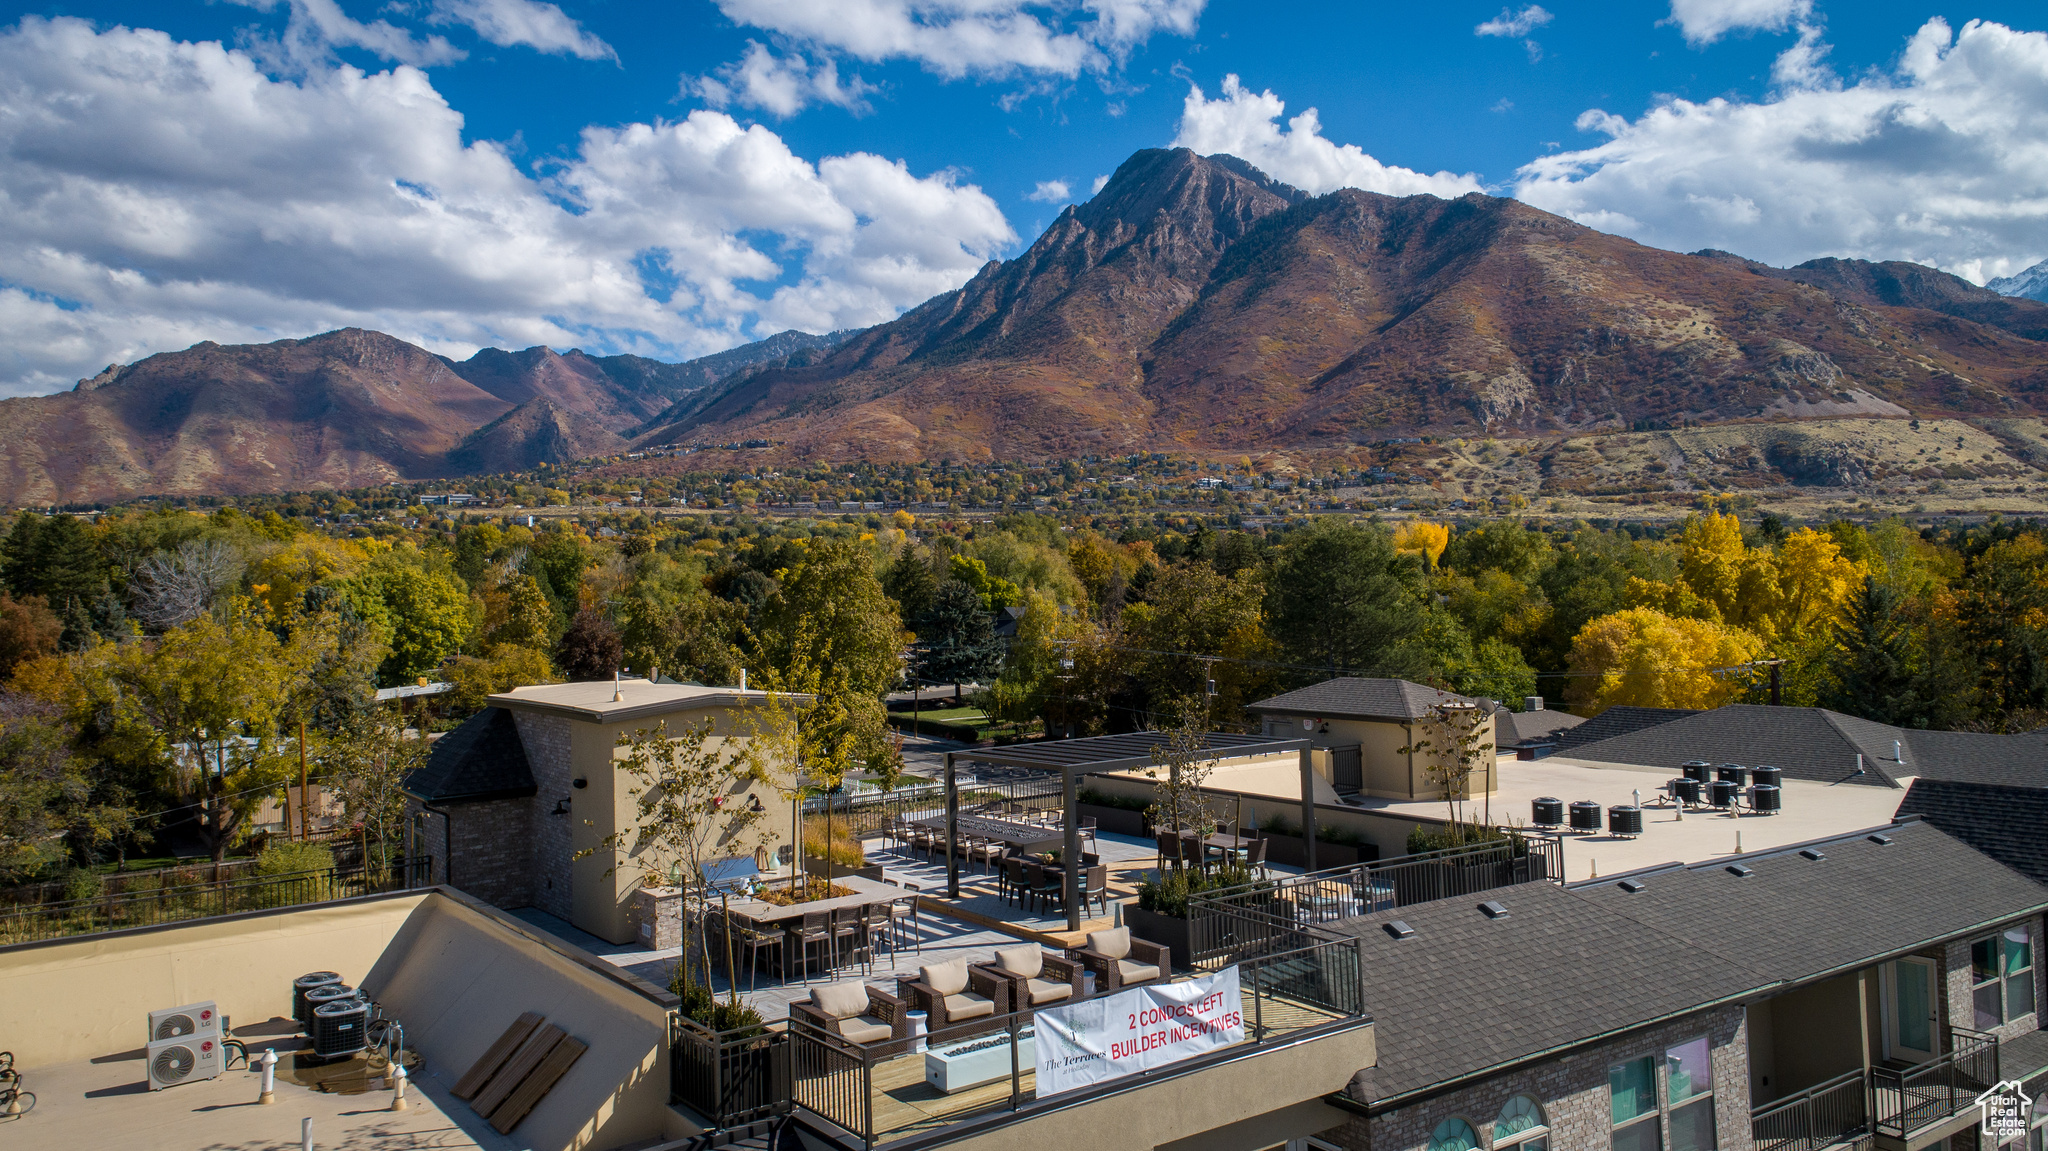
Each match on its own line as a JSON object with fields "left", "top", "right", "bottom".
{"left": 1336, "top": 819, "right": 2048, "bottom": 1108}
{"left": 1329, "top": 880, "right": 1760, "bottom": 1104}
{"left": 1896, "top": 778, "right": 2048, "bottom": 886}
{"left": 404, "top": 707, "right": 535, "bottom": 803}
{"left": 1547, "top": 706, "right": 1699, "bottom": 751}
{"left": 1561, "top": 704, "right": 1903, "bottom": 787}
{"left": 1250, "top": 678, "right": 1481, "bottom": 722}
{"left": 1494, "top": 706, "right": 1586, "bottom": 748}
{"left": 1559, "top": 705, "right": 2048, "bottom": 790}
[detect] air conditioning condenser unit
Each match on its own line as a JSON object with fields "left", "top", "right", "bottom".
{"left": 148, "top": 1001, "right": 219, "bottom": 1042}
{"left": 147, "top": 1033, "right": 222, "bottom": 1090}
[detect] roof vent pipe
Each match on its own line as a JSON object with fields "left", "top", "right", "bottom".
{"left": 612, "top": 669, "right": 622, "bottom": 703}
{"left": 740, "top": 668, "right": 747, "bottom": 691}
{"left": 1892, "top": 740, "right": 1903, "bottom": 762}
{"left": 1854, "top": 753, "right": 1865, "bottom": 775}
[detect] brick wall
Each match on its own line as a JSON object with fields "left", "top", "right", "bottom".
{"left": 1331, "top": 1006, "right": 1751, "bottom": 1151}
{"left": 1942, "top": 913, "right": 2047, "bottom": 1042}
{"left": 514, "top": 711, "right": 577, "bottom": 920}
{"left": 405, "top": 795, "right": 537, "bottom": 909}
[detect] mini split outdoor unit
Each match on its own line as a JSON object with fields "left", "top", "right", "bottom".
{"left": 146, "top": 1032, "right": 223, "bottom": 1090}
{"left": 148, "top": 1000, "right": 219, "bottom": 1042}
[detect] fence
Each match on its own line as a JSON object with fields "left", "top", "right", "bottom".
{"left": 1873, "top": 1027, "right": 1999, "bottom": 1140}
{"left": 786, "top": 934, "right": 1368, "bottom": 1149}
{"left": 1184, "top": 835, "right": 1565, "bottom": 968}
{"left": 670, "top": 1014, "right": 791, "bottom": 1128}
{"left": 0, "top": 856, "right": 430, "bottom": 945}
{"left": 1752, "top": 1069, "right": 1869, "bottom": 1151}
{"left": 0, "top": 828, "right": 387, "bottom": 910}
{"left": 803, "top": 770, "right": 1065, "bottom": 841}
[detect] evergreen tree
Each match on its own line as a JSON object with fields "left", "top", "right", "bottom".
{"left": 913, "top": 580, "right": 1003, "bottom": 686}
{"left": 879, "top": 544, "right": 937, "bottom": 630}
{"left": 1819, "top": 577, "right": 1944, "bottom": 727}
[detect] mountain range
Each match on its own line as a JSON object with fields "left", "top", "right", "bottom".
{"left": 10, "top": 146, "right": 2048, "bottom": 505}
{"left": 0, "top": 327, "right": 847, "bottom": 506}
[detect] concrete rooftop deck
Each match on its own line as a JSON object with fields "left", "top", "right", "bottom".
{"left": 1348, "top": 755, "right": 1909, "bottom": 878}
{"left": 11, "top": 1032, "right": 523, "bottom": 1151}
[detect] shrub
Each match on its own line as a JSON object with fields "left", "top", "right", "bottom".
{"left": 256, "top": 841, "right": 336, "bottom": 878}
{"left": 1077, "top": 788, "right": 1150, "bottom": 813}
{"left": 673, "top": 977, "right": 768, "bottom": 1037}
{"left": 1405, "top": 822, "right": 1527, "bottom": 856}
{"left": 1135, "top": 864, "right": 1256, "bottom": 918}
{"left": 802, "top": 824, "right": 865, "bottom": 868}
{"left": 59, "top": 868, "right": 103, "bottom": 904}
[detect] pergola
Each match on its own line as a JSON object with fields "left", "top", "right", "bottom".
{"left": 941, "top": 731, "right": 1315, "bottom": 930}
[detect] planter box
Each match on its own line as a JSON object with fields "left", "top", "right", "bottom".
{"left": 1078, "top": 803, "right": 1147, "bottom": 838}
{"left": 1256, "top": 834, "right": 1369, "bottom": 870}
{"left": 1124, "top": 905, "right": 1193, "bottom": 970}
{"left": 803, "top": 857, "right": 884, "bottom": 882}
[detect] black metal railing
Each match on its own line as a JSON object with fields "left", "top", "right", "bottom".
{"left": 1873, "top": 1027, "right": 2000, "bottom": 1139}
{"left": 0, "top": 857, "right": 431, "bottom": 945}
{"left": 784, "top": 933, "right": 1369, "bottom": 1148}
{"left": 1185, "top": 836, "right": 1564, "bottom": 967}
{"left": 807, "top": 773, "right": 1065, "bottom": 841}
{"left": 670, "top": 1015, "right": 791, "bottom": 1128}
{"left": 1753, "top": 1069, "right": 1869, "bottom": 1151}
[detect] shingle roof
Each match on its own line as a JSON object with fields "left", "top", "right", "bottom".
{"left": 1547, "top": 706, "right": 1699, "bottom": 751}
{"left": 1336, "top": 819, "right": 2048, "bottom": 1108}
{"left": 1250, "top": 678, "right": 1481, "bottom": 722}
{"left": 1894, "top": 730, "right": 2048, "bottom": 789}
{"left": 403, "top": 708, "right": 536, "bottom": 803}
{"left": 1559, "top": 704, "right": 2048, "bottom": 790}
{"left": 1896, "top": 778, "right": 2048, "bottom": 886}
{"left": 1561, "top": 705, "right": 1902, "bottom": 787}
{"left": 1570, "top": 819, "right": 2048, "bottom": 985}
{"left": 1494, "top": 706, "right": 1586, "bottom": 747}
{"left": 1329, "top": 881, "right": 1761, "bottom": 1104}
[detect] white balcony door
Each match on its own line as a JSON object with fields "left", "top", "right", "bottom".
{"left": 1884, "top": 956, "right": 1940, "bottom": 1063}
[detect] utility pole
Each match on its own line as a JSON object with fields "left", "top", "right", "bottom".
{"left": 298, "top": 717, "right": 309, "bottom": 842}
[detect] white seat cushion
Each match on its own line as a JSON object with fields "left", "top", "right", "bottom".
{"left": 922, "top": 957, "right": 970, "bottom": 996}
{"left": 1026, "top": 977, "right": 1073, "bottom": 1005}
{"left": 837, "top": 1015, "right": 893, "bottom": 1045}
{"left": 1116, "top": 960, "right": 1160, "bottom": 985}
{"left": 943, "top": 992, "right": 996, "bottom": 1021}
{"left": 1087, "top": 927, "right": 1131, "bottom": 960}
{"left": 995, "top": 945, "right": 1043, "bottom": 979}
{"left": 811, "top": 980, "right": 871, "bottom": 1020}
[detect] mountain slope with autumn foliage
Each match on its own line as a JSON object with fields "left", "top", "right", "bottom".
{"left": 645, "top": 149, "right": 2048, "bottom": 462}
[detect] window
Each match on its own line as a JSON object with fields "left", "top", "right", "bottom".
{"left": 1495, "top": 1095, "right": 1549, "bottom": 1151}
{"left": 1665, "top": 1037, "right": 1717, "bottom": 1151}
{"left": 1429, "top": 1118, "right": 1479, "bottom": 1151}
{"left": 1975, "top": 928, "right": 2038, "bottom": 1028}
{"left": 1610, "top": 1057, "right": 1661, "bottom": 1151}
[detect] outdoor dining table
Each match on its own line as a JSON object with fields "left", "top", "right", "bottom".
{"left": 910, "top": 814, "right": 1067, "bottom": 852}
{"left": 721, "top": 883, "right": 907, "bottom": 978}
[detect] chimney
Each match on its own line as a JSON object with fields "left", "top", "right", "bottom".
{"left": 740, "top": 668, "right": 748, "bottom": 692}
{"left": 1524, "top": 696, "right": 1544, "bottom": 711}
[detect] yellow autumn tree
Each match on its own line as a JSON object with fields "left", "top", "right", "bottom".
{"left": 1393, "top": 521, "right": 1450, "bottom": 569}
{"left": 1626, "top": 508, "right": 1863, "bottom": 646}
{"left": 1771, "top": 528, "right": 1867, "bottom": 644}
{"left": 1564, "top": 606, "right": 1765, "bottom": 715}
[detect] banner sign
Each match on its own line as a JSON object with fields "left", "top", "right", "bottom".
{"left": 1034, "top": 966, "right": 1244, "bottom": 1096}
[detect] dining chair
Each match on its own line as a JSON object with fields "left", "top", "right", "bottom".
{"left": 830, "top": 906, "right": 863, "bottom": 972}
{"left": 970, "top": 837, "right": 1004, "bottom": 875}
{"left": 1027, "top": 862, "right": 1064, "bottom": 915}
{"left": 1003, "top": 855, "right": 1028, "bottom": 906}
{"left": 732, "top": 914, "right": 783, "bottom": 991}
{"left": 862, "top": 900, "right": 893, "bottom": 962}
{"left": 1080, "top": 864, "right": 1110, "bottom": 918}
{"left": 795, "top": 911, "right": 832, "bottom": 984}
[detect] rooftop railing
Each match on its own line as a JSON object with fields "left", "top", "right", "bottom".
{"left": 782, "top": 934, "right": 1369, "bottom": 1150}
{"left": 0, "top": 856, "right": 430, "bottom": 945}
{"left": 670, "top": 1015, "right": 792, "bottom": 1129}
{"left": 1184, "top": 835, "right": 1564, "bottom": 968}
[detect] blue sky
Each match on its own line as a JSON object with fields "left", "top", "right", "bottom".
{"left": 1, "top": 0, "right": 2045, "bottom": 395}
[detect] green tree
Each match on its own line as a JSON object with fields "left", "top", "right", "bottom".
{"left": 751, "top": 540, "right": 905, "bottom": 791}
{"left": 343, "top": 555, "right": 473, "bottom": 685}
{"left": 0, "top": 690, "right": 90, "bottom": 881}
{"left": 913, "top": 580, "right": 1004, "bottom": 686}
{"left": 948, "top": 554, "right": 1022, "bottom": 611}
{"left": 879, "top": 544, "right": 938, "bottom": 629}
{"left": 1265, "top": 520, "right": 1425, "bottom": 679}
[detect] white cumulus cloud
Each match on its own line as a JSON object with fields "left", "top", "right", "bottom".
{"left": 1514, "top": 18, "right": 2048, "bottom": 285}
{"left": 0, "top": 17, "right": 1016, "bottom": 396}
{"left": 1171, "top": 75, "right": 1483, "bottom": 198}
{"left": 428, "top": 0, "right": 615, "bottom": 61}
{"left": 233, "top": 0, "right": 465, "bottom": 68}
{"left": 699, "top": 0, "right": 1203, "bottom": 111}
{"left": 1025, "top": 180, "right": 1072, "bottom": 203}
{"left": 1665, "top": 0, "right": 1812, "bottom": 46}
{"left": 1476, "top": 5, "right": 1552, "bottom": 38}
{"left": 694, "top": 41, "right": 875, "bottom": 117}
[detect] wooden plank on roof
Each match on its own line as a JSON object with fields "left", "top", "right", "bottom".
{"left": 451, "top": 1011, "right": 542, "bottom": 1099}
{"left": 469, "top": 1023, "right": 565, "bottom": 1118}
{"left": 486, "top": 1034, "right": 587, "bottom": 1134}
